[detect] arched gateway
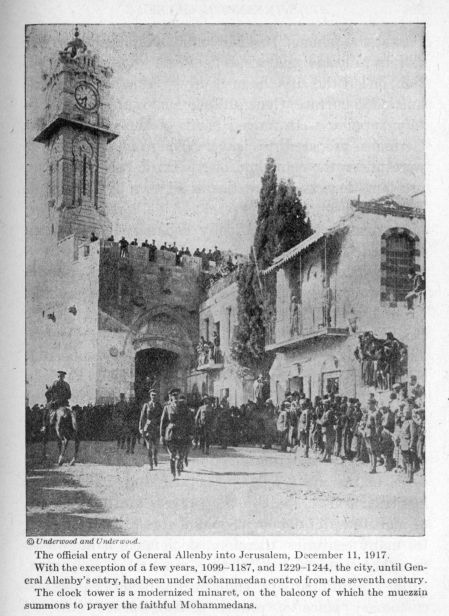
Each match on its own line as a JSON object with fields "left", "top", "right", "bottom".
{"left": 128, "top": 307, "right": 195, "bottom": 403}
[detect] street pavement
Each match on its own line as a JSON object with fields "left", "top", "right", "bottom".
{"left": 26, "top": 441, "right": 424, "bottom": 536}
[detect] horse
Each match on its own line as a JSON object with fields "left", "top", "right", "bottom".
{"left": 54, "top": 406, "right": 80, "bottom": 466}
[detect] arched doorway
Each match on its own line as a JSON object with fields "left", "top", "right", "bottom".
{"left": 135, "top": 348, "right": 179, "bottom": 404}
{"left": 129, "top": 307, "right": 196, "bottom": 404}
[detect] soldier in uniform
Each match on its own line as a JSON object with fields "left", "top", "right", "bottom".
{"left": 123, "top": 398, "right": 139, "bottom": 454}
{"left": 319, "top": 399, "right": 336, "bottom": 463}
{"left": 178, "top": 394, "right": 194, "bottom": 468}
{"left": 399, "top": 401, "right": 419, "bottom": 483}
{"left": 139, "top": 389, "right": 163, "bottom": 470}
{"left": 364, "top": 399, "right": 380, "bottom": 473}
{"left": 296, "top": 398, "right": 312, "bottom": 459}
{"left": 276, "top": 401, "right": 290, "bottom": 452}
{"left": 160, "top": 388, "right": 188, "bottom": 480}
{"left": 47, "top": 370, "right": 77, "bottom": 428}
{"left": 45, "top": 371, "right": 79, "bottom": 465}
{"left": 48, "top": 370, "right": 72, "bottom": 409}
{"left": 112, "top": 393, "right": 127, "bottom": 450}
{"left": 195, "top": 395, "right": 213, "bottom": 454}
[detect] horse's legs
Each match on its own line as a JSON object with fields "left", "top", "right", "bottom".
{"left": 69, "top": 433, "right": 80, "bottom": 466}
{"left": 58, "top": 437, "right": 67, "bottom": 465}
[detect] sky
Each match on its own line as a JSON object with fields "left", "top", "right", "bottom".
{"left": 26, "top": 24, "right": 425, "bottom": 254}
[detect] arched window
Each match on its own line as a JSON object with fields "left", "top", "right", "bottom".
{"left": 82, "top": 155, "right": 87, "bottom": 196}
{"left": 381, "top": 228, "right": 420, "bottom": 303}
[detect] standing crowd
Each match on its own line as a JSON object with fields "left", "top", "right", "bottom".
{"left": 27, "top": 370, "right": 424, "bottom": 484}
{"left": 271, "top": 375, "right": 425, "bottom": 483}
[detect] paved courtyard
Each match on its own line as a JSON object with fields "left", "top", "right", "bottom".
{"left": 26, "top": 441, "right": 424, "bottom": 536}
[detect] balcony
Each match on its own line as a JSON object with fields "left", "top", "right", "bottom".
{"left": 196, "top": 359, "right": 225, "bottom": 372}
{"left": 196, "top": 346, "right": 224, "bottom": 371}
{"left": 265, "top": 303, "right": 349, "bottom": 352}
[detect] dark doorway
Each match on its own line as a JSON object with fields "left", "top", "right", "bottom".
{"left": 135, "top": 348, "right": 179, "bottom": 405}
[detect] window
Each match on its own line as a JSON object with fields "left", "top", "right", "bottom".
{"left": 204, "top": 318, "right": 210, "bottom": 341}
{"left": 82, "top": 155, "right": 87, "bottom": 196}
{"left": 326, "top": 377, "right": 339, "bottom": 395}
{"left": 289, "top": 376, "right": 303, "bottom": 394}
{"left": 227, "top": 307, "right": 232, "bottom": 342}
{"left": 381, "top": 228, "right": 419, "bottom": 303}
{"left": 322, "top": 372, "right": 340, "bottom": 395}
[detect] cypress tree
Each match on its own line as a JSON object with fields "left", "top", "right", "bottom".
{"left": 231, "top": 254, "right": 266, "bottom": 370}
{"left": 273, "top": 179, "right": 313, "bottom": 256}
{"left": 232, "top": 161, "right": 313, "bottom": 372}
{"left": 253, "top": 157, "right": 277, "bottom": 269}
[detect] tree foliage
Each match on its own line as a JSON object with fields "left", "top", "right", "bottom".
{"left": 231, "top": 255, "right": 266, "bottom": 371}
{"left": 253, "top": 157, "right": 277, "bottom": 269}
{"left": 231, "top": 158, "right": 313, "bottom": 372}
{"left": 273, "top": 179, "right": 313, "bottom": 257}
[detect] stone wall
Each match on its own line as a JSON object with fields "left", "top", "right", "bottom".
{"left": 96, "top": 243, "right": 205, "bottom": 401}
{"left": 98, "top": 243, "right": 203, "bottom": 329}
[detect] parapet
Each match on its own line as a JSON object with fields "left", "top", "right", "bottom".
{"left": 99, "top": 240, "right": 208, "bottom": 275}
{"left": 351, "top": 198, "right": 425, "bottom": 220}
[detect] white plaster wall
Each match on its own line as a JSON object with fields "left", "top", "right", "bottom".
{"left": 199, "top": 282, "right": 238, "bottom": 362}
{"left": 193, "top": 281, "right": 249, "bottom": 406}
{"left": 26, "top": 237, "right": 100, "bottom": 406}
{"left": 269, "top": 209, "right": 425, "bottom": 401}
{"left": 336, "top": 211, "right": 424, "bottom": 381}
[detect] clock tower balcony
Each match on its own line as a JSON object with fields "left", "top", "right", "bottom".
{"left": 34, "top": 114, "right": 118, "bottom": 144}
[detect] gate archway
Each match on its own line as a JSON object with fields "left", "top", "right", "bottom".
{"left": 128, "top": 307, "right": 195, "bottom": 403}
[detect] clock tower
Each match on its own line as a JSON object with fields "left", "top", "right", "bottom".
{"left": 34, "top": 27, "right": 117, "bottom": 241}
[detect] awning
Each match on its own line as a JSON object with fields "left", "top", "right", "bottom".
{"left": 262, "top": 217, "right": 351, "bottom": 275}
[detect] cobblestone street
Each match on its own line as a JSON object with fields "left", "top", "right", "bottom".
{"left": 26, "top": 441, "right": 424, "bottom": 536}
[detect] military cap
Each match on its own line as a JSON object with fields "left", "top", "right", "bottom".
{"left": 169, "top": 387, "right": 181, "bottom": 395}
{"left": 57, "top": 370, "right": 67, "bottom": 375}
{"left": 149, "top": 388, "right": 157, "bottom": 394}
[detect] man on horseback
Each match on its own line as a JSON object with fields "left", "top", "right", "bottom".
{"left": 139, "top": 389, "right": 163, "bottom": 470}
{"left": 46, "top": 370, "right": 79, "bottom": 465}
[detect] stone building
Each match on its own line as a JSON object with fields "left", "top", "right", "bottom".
{"left": 26, "top": 30, "right": 212, "bottom": 406}
{"left": 263, "top": 197, "right": 425, "bottom": 403}
{"left": 26, "top": 30, "right": 424, "bottom": 410}
{"left": 187, "top": 269, "right": 254, "bottom": 407}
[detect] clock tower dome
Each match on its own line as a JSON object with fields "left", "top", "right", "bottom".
{"left": 34, "top": 27, "right": 118, "bottom": 241}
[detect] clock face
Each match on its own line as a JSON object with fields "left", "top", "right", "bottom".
{"left": 75, "top": 83, "right": 98, "bottom": 111}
